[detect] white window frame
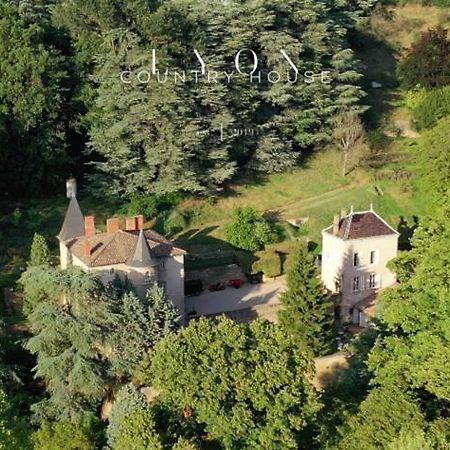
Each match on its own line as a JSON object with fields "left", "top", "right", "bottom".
{"left": 369, "top": 273, "right": 376, "bottom": 289}
{"left": 353, "top": 276, "right": 360, "bottom": 292}
{"left": 370, "top": 250, "right": 378, "bottom": 265}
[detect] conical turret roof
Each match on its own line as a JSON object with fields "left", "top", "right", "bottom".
{"left": 130, "top": 230, "right": 158, "bottom": 267}
{"left": 58, "top": 197, "right": 85, "bottom": 242}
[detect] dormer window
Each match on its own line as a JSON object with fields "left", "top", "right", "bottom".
{"left": 353, "top": 253, "right": 359, "bottom": 267}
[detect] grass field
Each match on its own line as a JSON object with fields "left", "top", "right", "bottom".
{"left": 173, "top": 145, "right": 425, "bottom": 256}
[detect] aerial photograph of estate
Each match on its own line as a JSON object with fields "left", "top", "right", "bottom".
{"left": 0, "top": 0, "right": 449, "bottom": 448}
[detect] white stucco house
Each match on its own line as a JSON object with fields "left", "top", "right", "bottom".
{"left": 57, "top": 195, "right": 186, "bottom": 316}
{"left": 321, "top": 207, "right": 399, "bottom": 326}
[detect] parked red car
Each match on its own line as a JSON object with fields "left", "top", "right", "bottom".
{"left": 229, "top": 278, "right": 245, "bottom": 288}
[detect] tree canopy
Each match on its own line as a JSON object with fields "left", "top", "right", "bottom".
{"left": 139, "top": 316, "right": 321, "bottom": 449}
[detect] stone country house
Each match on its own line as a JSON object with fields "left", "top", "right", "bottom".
{"left": 321, "top": 207, "right": 399, "bottom": 327}
{"left": 58, "top": 193, "right": 186, "bottom": 316}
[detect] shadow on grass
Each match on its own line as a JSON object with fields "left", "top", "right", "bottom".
{"left": 350, "top": 28, "right": 399, "bottom": 130}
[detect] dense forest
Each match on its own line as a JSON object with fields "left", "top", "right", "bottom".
{"left": 1, "top": 0, "right": 450, "bottom": 449}
{"left": 0, "top": 0, "right": 375, "bottom": 198}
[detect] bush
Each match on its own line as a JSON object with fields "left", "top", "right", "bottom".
{"left": 32, "top": 422, "right": 96, "bottom": 450}
{"left": 404, "top": 86, "right": 427, "bottom": 111}
{"left": 253, "top": 250, "right": 282, "bottom": 278}
{"left": 412, "top": 86, "right": 450, "bottom": 130}
{"left": 120, "top": 193, "right": 183, "bottom": 219}
{"left": 225, "top": 207, "right": 275, "bottom": 252}
{"left": 162, "top": 210, "right": 188, "bottom": 236}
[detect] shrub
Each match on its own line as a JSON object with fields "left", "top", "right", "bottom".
{"left": 404, "top": 86, "right": 427, "bottom": 111}
{"left": 253, "top": 250, "right": 282, "bottom": 278}
{"left": 120, "top": 192, "right": 183, "bottom": 219}
{"left": 32, "top": 421, "right": 95, "bottom": 450}
{"left": 412, "top": 86, "right": 450, "bottom": 130}
{"left": 225, "top": 207, "right": 275, "bottom": 252}
{"left": 163, "top": 210, "right": 188, "bottom": 236}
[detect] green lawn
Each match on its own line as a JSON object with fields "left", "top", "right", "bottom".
{"left": 174, "top": 145, "right": 426, "bottom": 256}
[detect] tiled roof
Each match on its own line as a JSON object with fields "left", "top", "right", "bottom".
{"left": 58, "top": 197, "right": 85, "bottom": 242}
{"left": 68, "top": 229, "right": 186, "bottom": 267}
{"left": 323, "top": 211, "right": 398, "bottom": 240}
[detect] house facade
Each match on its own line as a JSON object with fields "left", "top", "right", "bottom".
{"left": 58, "top": 196, "right": 186, "bottom": 316}
{"left": 321, "top": 207, "right": 399, "bottom": 325}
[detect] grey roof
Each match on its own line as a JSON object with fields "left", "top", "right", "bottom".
{"left": 130, "top": 230, "right": 158, "bottom": 267}
{"left": 58, "top": 197, "right": 85, "bottom": 242}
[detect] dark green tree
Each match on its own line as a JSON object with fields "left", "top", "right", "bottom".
{"left": 398, "top": 26, "right": 450, "bottom": 89}
{"left": 0, "top": 2, "right": 72, "bottom": 197}
{"left": 0, "top": 388, "right": 32, "bottom": 450}
{"left": 110, "top": 285, "right": 181, "bottom": 379}
{"left": 29, "top": 233, "right": 51, "bottom": 267}
{"left": 279, "top": 243, "right": 336, "bottom": 356}
{"left": 24, "top": 266, "right": 117, "bottom": 421}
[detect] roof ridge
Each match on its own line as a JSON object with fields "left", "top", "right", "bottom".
{"left": 343, "top": 213, "right": 353, "bottom": 240}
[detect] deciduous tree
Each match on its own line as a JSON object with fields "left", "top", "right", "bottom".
{"left": 141, "top": 317, "right": 321, "bottom": 449}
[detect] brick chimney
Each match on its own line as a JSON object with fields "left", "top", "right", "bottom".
{"left": 333, "top": 214, "right": 340, "bottom": 235}
{"left": 135, "top": 215, "right": 144, "bottom": 230}
{"left": 107, "top": 218, "right": 120, "bottom": 234}
{"left": 125, "top": 215, "right": 145, "bottom": 231}
{"left": 83, "top": 239, "right": 91, "bottom": 257}
{"left": 85, "top": 216, "right": 95, "bottom": 237}
{"left": 125, "top": 216, "right": 137, "bottom": 231}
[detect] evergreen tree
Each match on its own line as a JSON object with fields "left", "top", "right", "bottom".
{"left": 107, "top": 385, "right": 163, "bottom": 450}
{"left": 146, "top": 284, "right": 181, "bottom": 341}
{"left": 110, "top": 285, "right": 181, "bottom": 379}
{"left": 25, "top": 266, "right": 117, "bottom": 421}
{"left": 52, "top": 0, "right": 373, "bottom": 198}
{"left": 279, "top": 242, "right": 336, "bottom": 356}
{"left": 29, "top": 233, "right": 51, "bottom": 267}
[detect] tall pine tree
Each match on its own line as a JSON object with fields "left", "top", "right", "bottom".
{"left": 279, "top": 242, "right": 336, "bottom": 356}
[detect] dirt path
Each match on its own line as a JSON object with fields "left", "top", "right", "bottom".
{"left": 271, "top": 183, "right": 357, "bottom": 217}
